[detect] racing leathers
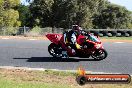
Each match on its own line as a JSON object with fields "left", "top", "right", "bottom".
{"left": 63, "top": 29, "right": 85, "bottom": 56}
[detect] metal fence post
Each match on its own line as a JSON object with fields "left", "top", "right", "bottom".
{"left": 24, "top": 26, "right": 26, "bottom": 34}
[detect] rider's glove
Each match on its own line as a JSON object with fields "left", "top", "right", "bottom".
{"left": 75, "top": 43, "right": 81, "bottom": 49}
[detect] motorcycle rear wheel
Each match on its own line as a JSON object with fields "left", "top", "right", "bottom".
{"left": 48, "top": 43, "right": 62, "bottom": 58}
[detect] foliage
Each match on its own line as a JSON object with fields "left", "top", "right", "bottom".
{"left": 25, "top": 26, "right": 42, "bottom": 37}
{"left": 22, "top": 0, "right": 132, "bottom": 29}
{"left": 0, "top": 27, "right": 18, "bottom": 35}
{"left": 30, "top": 26, "right": 42, "bottom": 33}
{"left": 29, "top": 0, "right": 109, "bottom": 29}
{"left": 93, "top": 4, "right": 132, "bottom": 29}
{"left": 2, "top": 9, "right": 21, "bottom": 26}
{"left": 17, "top": 4, "right": 31, "bottom": 26}
{"left": 0, "top": 0, "right": 21, "bottom": 27}
{"left": 5, "top": 27, "right": 18, "bottom": 35}
{"left": 29, "top": 0, "right": 54, "bottom": 27}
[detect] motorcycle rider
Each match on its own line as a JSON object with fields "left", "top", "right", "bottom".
{"left": 62, "top": 24, "right": 87, "bottom": 58}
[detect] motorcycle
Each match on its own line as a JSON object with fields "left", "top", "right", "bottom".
{"left": 46, "top": 32, "right": 108, "bottom": 60}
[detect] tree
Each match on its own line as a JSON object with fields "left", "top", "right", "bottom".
{"left": 51, "top": 0, "right": 78, "bottom": 28}
{"left": 28, "top": 0, "right": 132, "bottom": 29}
{"left": 29, "top": 0, "right": 54, "bottom": 27}
{"left": 0, "top": 0, "right": 21, "bottom": 27}
{"left": 3, "top": 0, "right": 20, "bottom": 9}
{"left": 2, "top": 9, "right": 20, "bottom": 26}
{"left": 93, "top": 4, "right": 132, "bottom": 29}
{"left": 17, "top": 4, "right": 30, "bottom": 26}
{"left": 29, "top": 0, "right": 110, "bottom": 29}
{"left": 75, "top": 0, "right": 109, "bottom": 28}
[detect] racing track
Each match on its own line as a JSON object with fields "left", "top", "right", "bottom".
{"left": 0, "top": 39, "right": 132, "bottom": 74}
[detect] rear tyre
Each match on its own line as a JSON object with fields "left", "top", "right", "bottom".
{"left": 48, "top": 43, "right": 62, "bottom": 58}
{"left": 91, "top": 49, "right": 108, "bottom": 60}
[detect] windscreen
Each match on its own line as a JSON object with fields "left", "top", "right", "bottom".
{"left": 89, "top": 34, "right": 100, "bottom": 42}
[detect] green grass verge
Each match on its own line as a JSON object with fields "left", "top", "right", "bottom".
{"left": 0, "top": 69, "right": 132, "bottom": 88}
{"left": 42, "top": 69, "right": 77, "bottom": 76}
{"left": 0, "top": 77, "right": 71, "bottom": 88}
{"left": 0, "top": 69, "right": 76, "bottom": 88}
{"left": 101, "top": 37, "right": 132, "bottom": 40}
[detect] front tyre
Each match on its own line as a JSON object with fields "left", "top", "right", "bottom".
{"left": 48, "top": 43, "right": 62, "bottom": 58}
{"left": 91, "top": 49, "right": 108, "bottom": 60}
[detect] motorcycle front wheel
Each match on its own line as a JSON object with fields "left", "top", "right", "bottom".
{"left": 91, "top": 49, "right": 108, "bottom": 60}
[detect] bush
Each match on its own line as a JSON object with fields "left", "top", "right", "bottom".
{"left": 4, "top": 27, "right": 18, "bottom": 35}
{"left": 30, "top": 26, "right": 42, "bottom": 34}
{"left": 25, "top": 26, "right": 42, "bottom": 37}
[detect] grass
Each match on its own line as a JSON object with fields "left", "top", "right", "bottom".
{"left": 42, "top": 69, "right": 77, "bottom": 76}
{"left": 0, "top": 69, "right": 77, "bottom": 88}
{"left": 0, "top": 68, "right": 132, "bottom": 88}
{"left": 0, "top": 77, "right": 70, "bottom": 88}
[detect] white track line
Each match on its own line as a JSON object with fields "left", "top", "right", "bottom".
{"left": 114, "top": 42, "right": 125, "bottom": 43}
{"left": 1, "top": 38, "right": 9, "bottom": 39}
{"left": 1, "top": 38, "right": 38, "bottom": 40}
{"left": 28, "top": 39, "right": 37, "bottom": 40}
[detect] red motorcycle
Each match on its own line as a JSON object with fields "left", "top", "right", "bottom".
{"left": 46, "top": 33, "right": 107, "bottom": 60}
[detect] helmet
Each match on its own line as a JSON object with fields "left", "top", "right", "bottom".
{"left": 72, "top": 25, "right": 80, "bottom": 31}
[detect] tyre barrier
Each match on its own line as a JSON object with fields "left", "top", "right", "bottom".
{"left": 90, "top": 30, "right": 99, "bottom": 36}
{"left": 125, "top": 31, "right": 132, "bottom": 37}
{"left": 100, "top": 31, "right": 108, "bottom": 37}
{"left": 125, "top": 32, "right": 130, "bottom": 37}
{"left": 107, "top": 31, "right": 117, "bottom": 37}
{"left": 88, "top": 30, "right": 132, "bottom": 37}
{"left": 98, "top": 33, "right": 104, "bottom": 37}
{"left": 116, "top": 30, "right": 126, "bottom": 37}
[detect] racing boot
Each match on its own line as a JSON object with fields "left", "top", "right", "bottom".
{"left": 62, "top": 51, "right": 69, "bottom": 58}
{"left": 72, "top": 49, "right": 76, "bottom": 56}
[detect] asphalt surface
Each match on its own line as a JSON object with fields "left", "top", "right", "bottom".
{"left": 0, "top": 39, "right": 132, "bottom": 74}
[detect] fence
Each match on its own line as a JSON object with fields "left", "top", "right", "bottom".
{"left": 0, "top": 27, "right": 132, "bottom": 37}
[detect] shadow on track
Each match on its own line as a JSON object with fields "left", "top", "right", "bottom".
{"left": 13, "top": 57, "right": 102, "bottom": 62}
